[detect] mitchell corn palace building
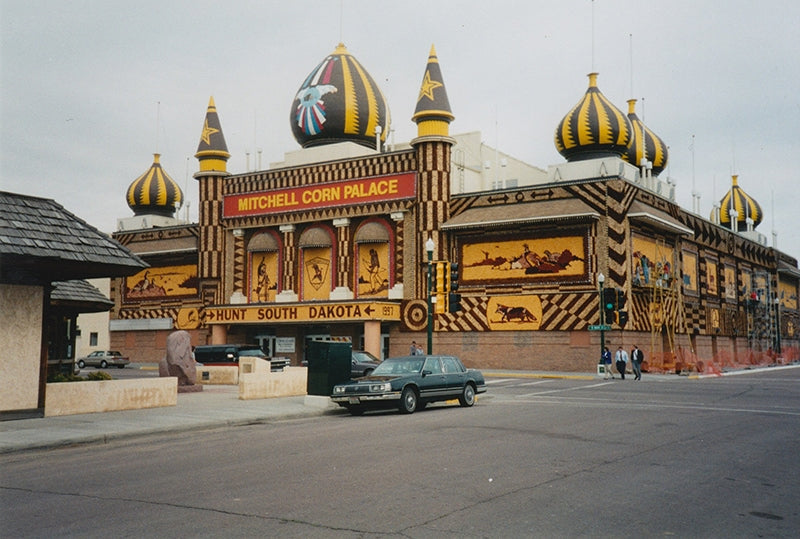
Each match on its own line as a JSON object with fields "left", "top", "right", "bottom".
{"left": 109, "top": 43, "right": 798, "bottom": 372}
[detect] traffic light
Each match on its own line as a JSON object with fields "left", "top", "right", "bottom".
{"left": 434, "top": 262, "right": 447, "bottom": 313}
{"left": 449, "top": 262, "right": 459, "bottom": 292}
{"left": 602, "top": 287, "right": 616, "bottom": 324}
{"left": 447, "top": 262, "right": 461, "bottom": 313}
{"left": 616, "top": 288, "right": 627, "bottom": 311}
{"left": 448, "top": 292, "right": 462, "bottom": 313}
{"left": 618, "top": 310, "right": 629, "bottom": 328}
{"left": 435, "top": 261, "right": 447, "bottom": 293}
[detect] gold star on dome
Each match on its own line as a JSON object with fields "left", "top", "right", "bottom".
{"left": 417, "top": 70, "right": 443, "bottom": 102}
{"left": 200, "top": 119, "right": 219, "bottom": 145}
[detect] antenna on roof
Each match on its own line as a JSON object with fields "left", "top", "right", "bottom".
{"left": 339, "top": 0, "right": 344, "bottom": 44}
{"left": 629, "top": 33, "right": 634, "bottom": 98}
{"left": 155, "top": 101, "right": 161, "bottom": 153}
{"left": 591, "top": 0, "right": 596, "bottom": 71}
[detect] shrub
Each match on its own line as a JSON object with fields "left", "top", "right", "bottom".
{"left": 86, "top": 371, "right": 113, "bottom": 381}
{"left": 48, "top": 373, "right": 85, "bottom": 383}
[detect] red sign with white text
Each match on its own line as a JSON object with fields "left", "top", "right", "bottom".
{"left": 224, "top": 172, "right": 417, "bottom": 218}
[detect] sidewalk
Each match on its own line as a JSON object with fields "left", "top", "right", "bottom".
{"left": 2, "top": 365, "right": 796, "bottom": 455}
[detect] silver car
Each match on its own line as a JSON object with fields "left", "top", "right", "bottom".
{"left": 76, "top": 350, "right": 130, "bottom": 369}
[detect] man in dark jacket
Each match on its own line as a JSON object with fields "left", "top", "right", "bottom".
{"left": 631, "top": 344, "right": 644, "bottom": 380}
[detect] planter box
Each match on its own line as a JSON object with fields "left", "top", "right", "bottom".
{"left": 239, "top": 365, "right": 308, "bottom": 400}
{"left": 197, "top": 366, "right": 239, "bottom": 385}
{"left": 45, "top": 377, "right": 177, "bottom": 417}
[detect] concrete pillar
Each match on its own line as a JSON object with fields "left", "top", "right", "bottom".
{"left": 363, "top": 320, "right": 382, "bottom": 359}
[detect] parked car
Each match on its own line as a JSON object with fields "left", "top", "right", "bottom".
{"left": 350, "top": 350, "right": 381, "bottom": 377}
{"left": 331, "top": 355, "right": 486, "bottom": 415}
{"left": 76, "top": 350, "right": 130, "bottom": 369}
{"left": 193, "top": 344, "right": 289, "bottom": 371}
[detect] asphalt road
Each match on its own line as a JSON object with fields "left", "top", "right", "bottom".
{"left": 3, "top": 367, "right": 799, "bottom": 537}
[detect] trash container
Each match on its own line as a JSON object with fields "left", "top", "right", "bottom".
{"left": 306, "top": 341, "right": 352, "bottom": 396}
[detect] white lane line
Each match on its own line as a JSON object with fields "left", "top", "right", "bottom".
{"left": 517, "top": 381, "right": 614, "bottom": 398}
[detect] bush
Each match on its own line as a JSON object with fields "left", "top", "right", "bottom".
{"left": 48, "top": 371, "right": 114, "bottom": 382}
{"left": 86, "top": 371, "right": 113, "bottom": 381}
{"left": 48, "top": 373, "right": 85, "bottom": 383}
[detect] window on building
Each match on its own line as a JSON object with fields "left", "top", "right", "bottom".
{"left": 89, "top": 332, "right": 98, "bottom": 346}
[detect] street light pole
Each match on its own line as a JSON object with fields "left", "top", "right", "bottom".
{"left": 775, "top": 297, "right": 782, "bottom": 355}
{"left": 598, "top": 272, "right": 606, "bottom": 366}
{"left": 425, "top": 237, "right": 435, "bottom": 355}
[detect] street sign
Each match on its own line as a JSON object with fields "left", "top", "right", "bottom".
{"left": 588, "top": 324, "right": 612, "bottom": 331}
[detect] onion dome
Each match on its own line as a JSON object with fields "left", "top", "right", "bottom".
{"left": 717, "top": 174, "right": 763, "bottom": 231}
{"left": 412, "top": 44, "right": 454, "bottom": 139}
{"left": 554, "top": 73, "right": 632, "bottom": 161}
{"left": 290, "top": 43, "right": 390, "bottom": 150}
{"left": 195, "top": 96, "right": 230, "bottom": 175}
{"left": 622, "top": 99, "right": 669, "bottom": 176}
{"left": 126, "top": 153, "right": 183, "bottom": 217}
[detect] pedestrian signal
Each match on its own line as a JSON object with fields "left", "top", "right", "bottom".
{"left": 602, "top": 287, "right": 616, "bottom": 324}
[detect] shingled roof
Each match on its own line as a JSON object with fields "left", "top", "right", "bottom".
{"left": 0, "top": 191, "right": 148, "bottom": 285}
{"left": 51, "top": 280, "right": 114, "bottom": 313}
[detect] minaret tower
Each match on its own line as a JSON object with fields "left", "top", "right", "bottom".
{"left": 411, "top": 45, "right": 455, "bottom": 279}
{"left": 193, "top": 96, "right": 230, "bottom": 308}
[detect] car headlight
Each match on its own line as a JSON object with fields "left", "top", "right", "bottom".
{"left": 333, "top": 386, "right": 346, "bottom": 394}
{"left": 369, "top": 383, "right": 391, "bottom": 392}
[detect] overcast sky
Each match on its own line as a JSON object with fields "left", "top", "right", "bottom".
{"left": 2, "top": 0, "right": 798, "bottom": 260}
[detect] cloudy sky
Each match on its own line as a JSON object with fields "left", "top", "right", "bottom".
{"left": 2, "top": 0, "right": 798, "bottom": 259}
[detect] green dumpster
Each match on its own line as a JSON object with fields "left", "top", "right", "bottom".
{"left": 306, "top": 341, "right": 352, "bottom": 396}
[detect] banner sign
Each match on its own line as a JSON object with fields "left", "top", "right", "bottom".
{"left": 224, "top": 172, "right": 416, "bottom": 218}
{"left": 204, "top": 302, "right": 401, "bottom": 325}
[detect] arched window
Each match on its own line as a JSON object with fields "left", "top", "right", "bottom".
{"left": 354, "top": 220, "right": 391, "bottom": 298}
{"left": 298, "top": 226, "right": 334, "bottom": 300}
{"left": 248, "top": 231, "right": 280, "bottom": 303}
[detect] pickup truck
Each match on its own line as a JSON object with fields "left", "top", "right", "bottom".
{"left": 193, "top": 345, "right": 288, "bottom": 371}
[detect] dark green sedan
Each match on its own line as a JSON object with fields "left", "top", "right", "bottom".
{"left": 331, "top": 355, "right": 486, "bottom": 415}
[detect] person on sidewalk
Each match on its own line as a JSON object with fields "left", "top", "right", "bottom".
{"left": 630, "top": 344, "right": 644, "bottom": 380}
{"left": 602, "top": 346, "right": 613, "bottom": 379}
{"left": 615, "top": 346, "right": 629, "bottom": 380}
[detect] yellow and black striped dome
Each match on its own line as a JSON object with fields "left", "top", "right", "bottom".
{"left": 291, "top": 43, "right": 390, "bottom": 150}
{"left": 126, "top": 153, "right": 183, "bottom": 217}
{"left": 622, "top": 99, "right": 669, "bottom": 176}
{"left": 717, "top": 174, "right": 763, "bottom": 231}
{"left": 555, "top": 73, "right": 632, "bottom": 161}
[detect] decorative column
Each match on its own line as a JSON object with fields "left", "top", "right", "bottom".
{"left": 331, "top": 218, "right": 353, "bottom": 300}
{"left": 389, "top": 211, "right": 406, "bottom": 299}
{"left": 276, "top": 224, "right": 298, "bottom": 302}
{"left": 230, "top": 228, "right": 247, "bottom": 303}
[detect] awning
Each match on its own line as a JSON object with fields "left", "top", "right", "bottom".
{"left": 627, "top": 201, "right": 694, "bottom": 236}
{"left": 441, "top": 198, "right": 600, "bottom": 230}
{"left": 778, "top": 260, "right": 800, "bottom": 279}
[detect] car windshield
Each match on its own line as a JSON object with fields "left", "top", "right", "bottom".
{"left": 238, "top": 349, "right": 266, "bottom": 357}
{"left": 371, "top": 357, "right": 424, "bottom": 375}
{"left": 352, "top": 351, "right": 379, "bottom": 363}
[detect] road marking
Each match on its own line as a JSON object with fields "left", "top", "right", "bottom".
{"left": 517, "top": 381, "right": 614, "bottom": 398}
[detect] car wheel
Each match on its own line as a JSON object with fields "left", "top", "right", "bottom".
{"left": 459, "top": 383, "right": 476, "bottom": 407}
{"left": 100, "top": 360, "right": 108, "bottom": 368}
{"left": 348, "top": 406, "right": 365, "bottom": 416}
{"left": 77, "top": 360, "right": 85, "bottom": 369}
{"left": 399, "top": 386, "right": 418, "bottom": 414}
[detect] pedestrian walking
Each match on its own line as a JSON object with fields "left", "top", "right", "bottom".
{"left": 615, "top": 346, "right": 629, "bottom": 380}
{"left": 410, "top": 341, "right": 418, "bottom": 355}
{"left": 631, "top": 344, "right": 644, "bottom": 380}
{"left": 601, "top": 346, "right": 613, "bottom": 379}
